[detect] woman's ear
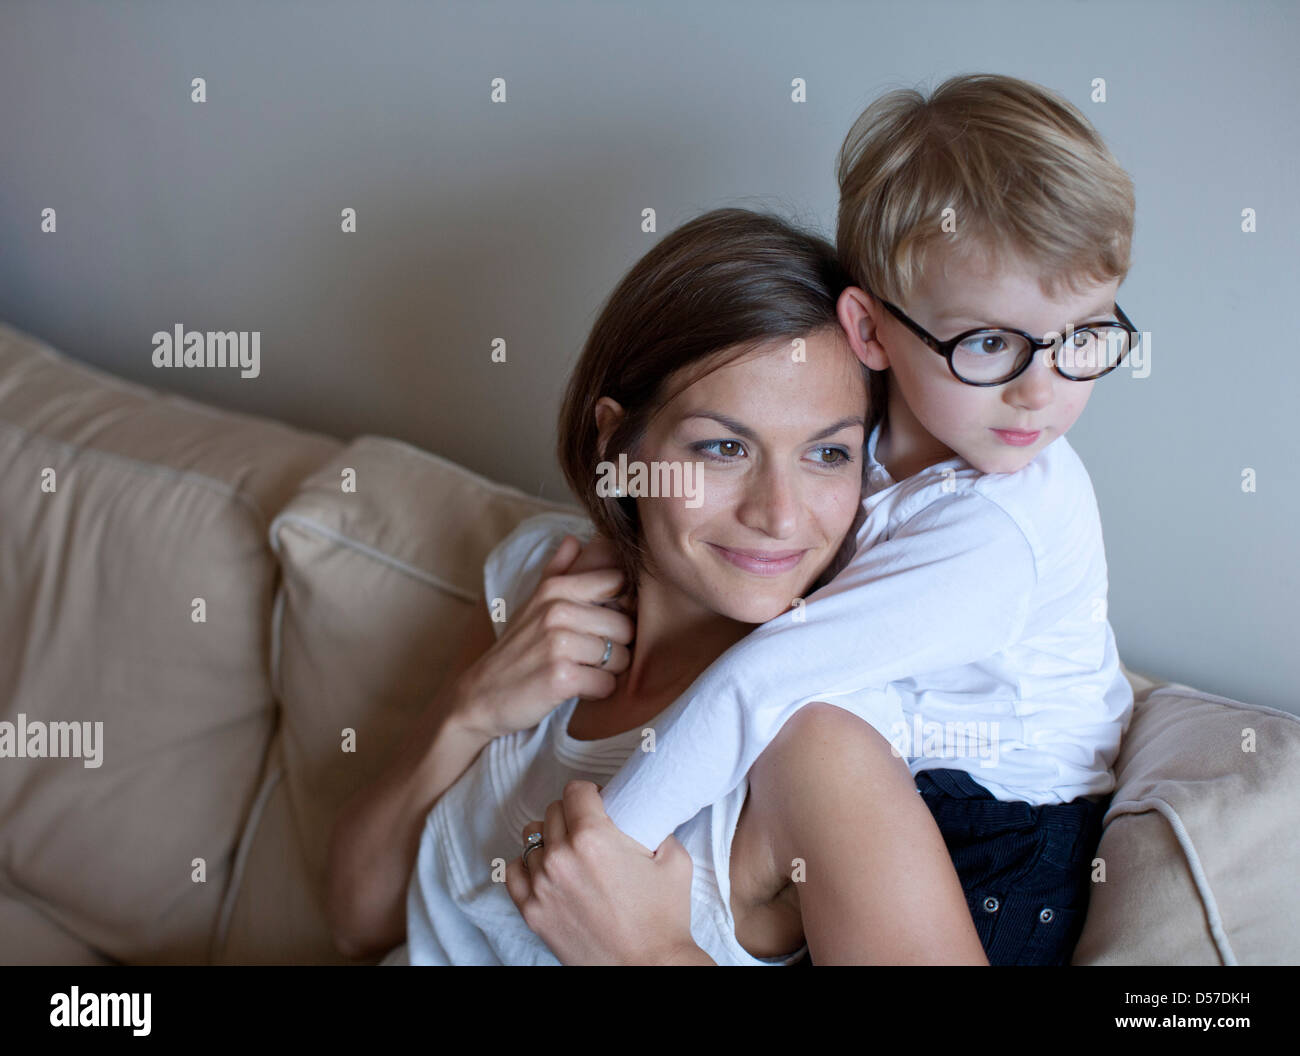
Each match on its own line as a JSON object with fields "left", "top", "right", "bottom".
{"left": 594, "top": 397, "right": 625, "bottom": 461}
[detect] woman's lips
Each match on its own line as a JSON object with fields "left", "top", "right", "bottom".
{"left": 707, "top": 543, "right": 805, "bottom": 576}
{"left": 991, "top": 428, "right": 1041, "bottom": 447}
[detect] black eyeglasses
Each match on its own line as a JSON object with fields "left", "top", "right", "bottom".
{"left": 872, "top": 295, "right": 1141, "bottom": 386}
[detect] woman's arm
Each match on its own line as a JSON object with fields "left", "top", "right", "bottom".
{"left": 502, "top": 703, "right": 987, "bottom": 965}
{"left": 745, "top": 701, "right": 988, "bottom": 964}
{"left": 325, "top": 532, "right": 631, "bottom": 960}
{"left": 324, "top": 599, "right": 499, "bottom": 960}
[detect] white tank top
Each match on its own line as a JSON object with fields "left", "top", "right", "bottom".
{"left": 380, "top": 512, "right": 807, "bottom": 966}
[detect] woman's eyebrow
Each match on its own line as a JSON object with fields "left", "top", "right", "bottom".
{"left": 684, "top": 411, "right": 864, "bottom": 443}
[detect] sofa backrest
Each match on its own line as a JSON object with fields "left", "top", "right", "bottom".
{"left": 0, "top": 322, "right": 341, "bottom": 962}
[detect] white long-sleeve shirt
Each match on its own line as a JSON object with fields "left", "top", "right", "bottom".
{"left": 598, "top": 421, "right": 1135, "bottom": 851}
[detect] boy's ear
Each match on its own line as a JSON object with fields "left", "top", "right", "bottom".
{"left": 837, "top": 287, "right": 890, "bottom": 372}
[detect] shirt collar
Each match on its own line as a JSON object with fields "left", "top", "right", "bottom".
{"left": 865, "top": 419, "right": 895, "bottom": 493}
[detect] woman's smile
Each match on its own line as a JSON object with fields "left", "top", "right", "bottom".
{"left": 706, "top": 541, "right": 808, "bottom": 577}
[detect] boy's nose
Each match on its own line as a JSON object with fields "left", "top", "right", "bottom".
{"left": 1004, "top": 347, "right": 1056, "bottom": 406}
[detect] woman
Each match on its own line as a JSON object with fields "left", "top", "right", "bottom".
{"left": 325, "top": 208, "right": 987, "bottom": 965}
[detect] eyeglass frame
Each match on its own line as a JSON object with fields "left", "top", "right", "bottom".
{"left": 871, "top": 294, "right": 1140, "bottom": 386}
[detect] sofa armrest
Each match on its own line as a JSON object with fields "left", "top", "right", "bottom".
{"left": 1074, "top": 684, "right": 1300, "bottom": 965}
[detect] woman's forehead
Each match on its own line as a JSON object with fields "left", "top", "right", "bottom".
{"left": 667, "top": 345, "right": 866, "bottom": 424}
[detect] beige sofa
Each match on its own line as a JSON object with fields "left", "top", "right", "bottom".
{"left": 1, "top": 320, "right": 1296, "bottom": 966}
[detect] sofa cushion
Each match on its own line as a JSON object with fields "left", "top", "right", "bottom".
{"left": 214, "top": 435, "right": 581, "bottom": 962}
{"left": 0, "top": 321, "right": 341, "bottom": 963}
{"left": 209, "top": 730, "right": 351, "bottom": 964}
{"left": 0, "top": 885, "right": 118, "bottom": 966}
{"left": 1073, "top": 684, "right": 1300, "bottom": 965}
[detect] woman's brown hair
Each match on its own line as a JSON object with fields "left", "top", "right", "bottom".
{"left": 556, "top": 207, "right": 863, "bottom": 603}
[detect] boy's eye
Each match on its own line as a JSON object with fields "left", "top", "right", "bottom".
{"left": 957, "top": 332, "right": 1015, "bottom": 357}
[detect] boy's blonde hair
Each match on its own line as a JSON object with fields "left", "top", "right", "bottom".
{"left": 835, "top": 73, "right": 1136, "bottom": 433}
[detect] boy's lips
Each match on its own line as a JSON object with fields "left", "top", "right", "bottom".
{"left": 991, "top": 427, "right": 1041, "bottom": 447}
{"left": 707, "top": 543, "right": 806, "bottom": 576}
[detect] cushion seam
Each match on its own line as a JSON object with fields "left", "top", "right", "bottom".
{"left": 1103, "top": 796, "right": 1238, "bottom": 966}
{"left": 1146, "top": 685, "right": 1300, "bottom": 725}
{"left": 210, "top": 761, "right": 286, "bottom": 962}
{"left": 268, "top": 511, "right": 481, "bottom": 604}
{"left": 270, "top": 584, "right": 287, "bottom": 703}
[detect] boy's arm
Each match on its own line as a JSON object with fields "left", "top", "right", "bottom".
{"left": 600, "top": 490, "right": 1038, "bottom": 850}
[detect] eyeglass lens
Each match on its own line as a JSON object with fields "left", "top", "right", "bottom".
{"left": 952, "top": 326, "right": 1133, "bottom": 383}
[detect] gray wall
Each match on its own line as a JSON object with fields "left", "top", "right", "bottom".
{"left": 1, "top": 0, "right": 1296, "bottom": 712}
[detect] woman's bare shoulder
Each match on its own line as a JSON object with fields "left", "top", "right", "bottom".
{"left": 746, "top": 703, "right": 906, "bottom": 856}
{"left": 730, "top": 703, "right": 897, "bottom": 958}
{"left": 732, "top": 707, "right": 885, "bottom": 896}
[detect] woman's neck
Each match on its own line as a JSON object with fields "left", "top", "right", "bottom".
{"left": 566, "top": 571, "right": 753, "bottom": 740}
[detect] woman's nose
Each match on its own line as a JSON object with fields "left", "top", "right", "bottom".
{"left": 736, "top": 467, "right": 799, "bottom": 539}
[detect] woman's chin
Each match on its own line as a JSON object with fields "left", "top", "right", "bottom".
{"left": 673, "top": 553, "right": 834, "bottom": 624}
{"left": 713, "top": 590, "right": 808, "bottom": 626}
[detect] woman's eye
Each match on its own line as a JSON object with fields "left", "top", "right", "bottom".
{"left": 810, "top": 447, "right": 852, "bottom": 467}
{"left": 695, "top": 439, "right": 746, "bottom": 460}
{"left": 693, "top": 441, "right": 852, "bottom": 467}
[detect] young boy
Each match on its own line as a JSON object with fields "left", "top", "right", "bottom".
{"left": 589, "top": 73, "right": 1140, "bottom": 966}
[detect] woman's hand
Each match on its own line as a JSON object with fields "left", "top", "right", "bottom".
{"left": 504, "top": 780, "right": 704, "bottom": 965}
{"left": 450, "top": 535, "right": 636, "bottom": 741}
{"left": 564, "top": 532, "right": 635, "bottom": 615}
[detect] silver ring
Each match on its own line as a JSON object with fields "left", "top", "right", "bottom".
{"left": 522, "top": 830, "right": 544, "bottom": 867}
{"left": 597, "top": 637, "right": 613, "bottom": 667}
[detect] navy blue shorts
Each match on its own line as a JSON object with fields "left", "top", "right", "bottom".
{"left": 799, "top": 768, "right": 1107, "bottom": 966}
{"left": 915, "top": 767, "right": 1107, "bottom": 966}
